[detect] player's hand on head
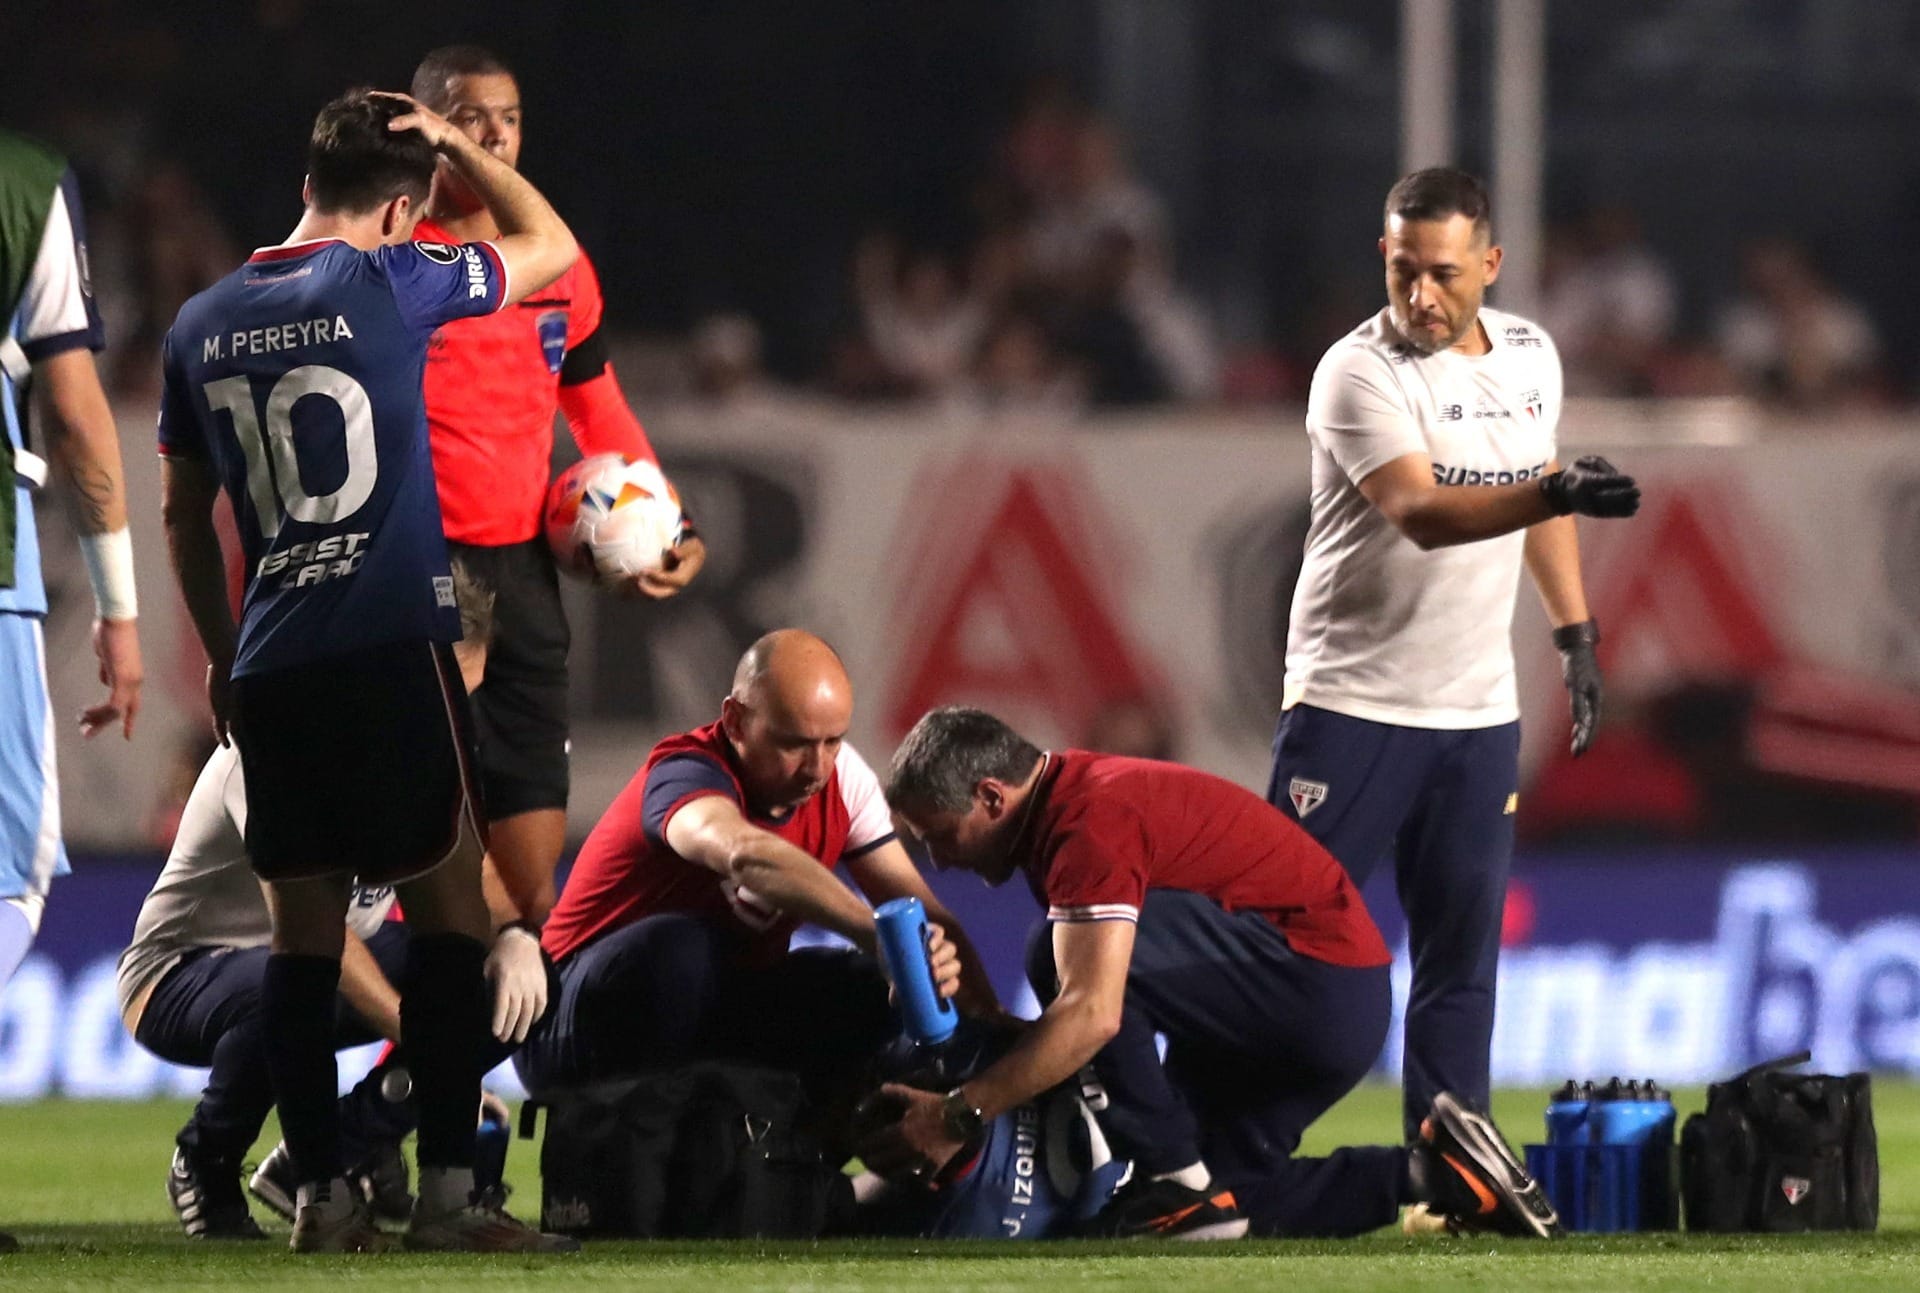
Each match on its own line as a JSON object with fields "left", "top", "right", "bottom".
{"left": 369, "top": 91, "right": 460, "bottom": 150}
{"left": 627, "top": 534, "right": 707, "bottom": 601}
{"left": 81, "top": 617, "right": 143, "bottom": 740}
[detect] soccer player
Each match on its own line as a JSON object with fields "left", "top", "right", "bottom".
{"left": 158, "top": 87, "right": 576, "bottom": 1253}
{"left": 516, "top": 629, "right": 1002, "bottom": 1110}
{"left": 119, "top": 567, "right": 498, "bottom": 1240}
{"left": 1266, "top": 168, "right": 1639, "bottom": 1143}
{"left": 850, "top": 1063, "right": 1128, "bottom": 1240}
{"left": 868, "top": 707, "right": 1560, "bottom": 1239}
{"left": 405, "top": 46, "right": 708, "bottom": 1041}
{"left": 0, "top": 128, "right": 144, "bottom": 1255}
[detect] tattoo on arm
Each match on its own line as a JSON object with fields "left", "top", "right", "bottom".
{"left": 63, "top": 462, "right": 118, "bottom": 533}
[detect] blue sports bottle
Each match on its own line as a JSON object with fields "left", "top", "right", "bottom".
{"left": 1546, "top": 1079, "right": 1593, "bottom": 1144}
{"left": 874, "top": 896, "right": 957, "bottom": 1045}
{"left": 1595, "top": 1079, "right": 1676, "bottom": 1148}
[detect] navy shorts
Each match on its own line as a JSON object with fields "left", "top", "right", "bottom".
{"left": 231, "top": 639, "right": 483, "bottom": 885}
{"left": 449, "top": 539, "right": 570, "bottom": 818}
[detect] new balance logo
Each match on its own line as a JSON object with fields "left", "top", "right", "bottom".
{"left": 1289, "top": 777, "right": 1328, "bottom": 817}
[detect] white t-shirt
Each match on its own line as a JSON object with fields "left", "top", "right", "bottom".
{"left": 115, "top": 743, "right": 397, "bottom": 1020}
{"left": 1284, "top": 306, "right": 1563, "bottom": 728}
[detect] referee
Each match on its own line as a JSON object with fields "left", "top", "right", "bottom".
{"left": 1266, "top": 168, "right": 1640, "bottom": 1142}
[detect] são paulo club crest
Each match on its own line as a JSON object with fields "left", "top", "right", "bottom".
{"left": 1288, "top": 777, "right": 1328, "bottom": 817}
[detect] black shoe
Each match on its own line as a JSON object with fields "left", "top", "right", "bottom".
{"left": 247, "top": 1142, "right": 298, "bottom": 1223}
{"left": 353, "top": 1141, "right": 413, "bottom": 1224}
{"left": 1416, "top": 1092, "right": 1561, "bottom": 1238}
{"left": 1080, "top": 1173, "right": 1249, "bottom": 1240}
{"left": 169, "top": 1147, "right": 268, "bottom": 1240}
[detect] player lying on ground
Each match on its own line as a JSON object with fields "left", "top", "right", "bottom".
{"left": 862, "top": 706, "right": 1562, "bottom": 1240}
{"left": 846, "top": 1025, "right": 1128, "bottom": 1240}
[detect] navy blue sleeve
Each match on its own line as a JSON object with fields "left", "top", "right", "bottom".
{"left": 375, "top": 240, "right": 506, "bottom": 335}
{"left": 155, "top": 329, "right": 204, "bottom": 459}
{"left": 641, "top": 754, "right": 740, "bottom": 847}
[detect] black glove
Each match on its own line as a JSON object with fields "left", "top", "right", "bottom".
{"left": 1552, "top": 619, "right": 1603, "bottom": 756}
{"left": 1540, "top": 455, "right": 1641, "bottom": 518}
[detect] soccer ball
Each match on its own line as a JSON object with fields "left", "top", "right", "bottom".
{"left": 544, "top": 453, "right": 688, "bottom": 582}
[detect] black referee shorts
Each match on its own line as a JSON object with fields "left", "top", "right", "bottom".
{"left": 446, "top": 538, "right": 571, "bottom": 818}
{"left": 231, "top": 639, "right": 484, "bottom": 886}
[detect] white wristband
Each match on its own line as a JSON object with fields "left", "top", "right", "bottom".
{"left": 78, "top": 527, "right": 137, "bottom": 621}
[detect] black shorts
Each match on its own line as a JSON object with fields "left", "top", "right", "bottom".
{"left": 231, "top": 639, "right": 484, "bottom": 885}
{"left": 448, "top": 538, "right": 571, "bottom": 818}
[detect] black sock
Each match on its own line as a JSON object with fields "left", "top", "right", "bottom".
{"left": 263, "top": 954, "right": 345, "bottom": 1186}
{"left": 402, "top": 932, "right": 490, "bottom": 1171}
{"left": 1399, "top": 1145, "right": 1422, "bottom": 1202}
{"left": 337, "top": 1055, "right": 419, "bottom": 1169}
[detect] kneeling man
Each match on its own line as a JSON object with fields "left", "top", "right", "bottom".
{"left": 517, "top": 631, "right": 1002, "bottom": 1111}
{"left": 864, "top": 706, "right": 1559, "bottom": 1240}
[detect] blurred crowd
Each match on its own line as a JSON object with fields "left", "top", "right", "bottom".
{"left": 67, "top": 80, "right": 1905, "bottom": 417}
{"left": 824, "top": 80, "right": 1221, "bottom": 415}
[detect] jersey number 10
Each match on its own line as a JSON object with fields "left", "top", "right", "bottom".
{"left": 203, "top": 365, "right": 376, "bottom": 540}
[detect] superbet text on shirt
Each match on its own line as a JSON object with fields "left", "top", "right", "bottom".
{"left": 1286, "top": 306, "right": 1563, "bottom": 728}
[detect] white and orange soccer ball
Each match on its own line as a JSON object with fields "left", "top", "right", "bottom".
{"left": 544, "top": 453, "right": 688, "bottom": 583}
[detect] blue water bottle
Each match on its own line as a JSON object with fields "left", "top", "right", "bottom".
{"left": 1546, "top": 1080, "right": 1592, "bottom": 1144}
{"left": 1596, "top": 1078, "right": 1671, "bottom": 1146}
{"left": 874, "top": 896, "right": 957, "bottom": 1045}
{"left": 1607, "top": 1080, "right": 1676, "bottom": 1230}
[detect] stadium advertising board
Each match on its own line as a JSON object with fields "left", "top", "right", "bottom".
{"left": 5, "top": 849, "right": 1918, "bottom": 1100}
{"left": 58, "top": 404, "right": 1920, "bottom": 850}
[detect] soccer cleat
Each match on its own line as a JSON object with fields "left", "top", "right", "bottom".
{"left": 1079, "top": 1174, "right": 1250, "bottom": 1241}
{"left": 168, "top": 1147, "right": 268, "bottom": 1240}
{"left": 290, "top": 1179, "right": 392, "bottom": 1253}
{"left": 247, "top": 1142, "right": 299, "bottom": 1223}
{"left": 403, "top": 1186, "right": 581, "bottom": 1253}
{"left": 1417, "top": 1091, "right": 1562, "bottom": 1238}
{"left": 355, "top": 1140, "right": 414, "bottom": 1224}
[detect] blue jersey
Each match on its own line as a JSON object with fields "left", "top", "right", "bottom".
{"left": 157, "top": 237, "right": 506, "bottom": 677}
{"left": 924, "top": 1087, "right": 1128, "bottom": 1240}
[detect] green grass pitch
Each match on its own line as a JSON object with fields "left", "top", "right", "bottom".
{"left": 0, "top": 1082, "right": 1914, "bottom": 1290}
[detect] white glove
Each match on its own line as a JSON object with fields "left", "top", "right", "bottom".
{"left": 485, "top": 925, "right": 549, "bottom": 1044}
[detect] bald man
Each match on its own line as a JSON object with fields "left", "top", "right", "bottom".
{"left": 515, "top": 630, "right": 1003, "bottom": 1098}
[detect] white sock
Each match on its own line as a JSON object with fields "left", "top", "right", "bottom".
{"left": 1154, "top": 1162, "right": 1211, "bottom": 1191}
{"left": 295, "top": 1176, "right": 356, "bottom": 1219}
{"left": 417, "top": 1165, "right": 477, "bottom": 1214}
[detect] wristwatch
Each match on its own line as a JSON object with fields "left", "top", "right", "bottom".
{"left": 940, "top": 1087, "right": 985, "bottom": 1142}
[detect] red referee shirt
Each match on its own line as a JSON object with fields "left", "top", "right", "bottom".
{"left": 417, "top": 220, "right": 653, "bottom": 546}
